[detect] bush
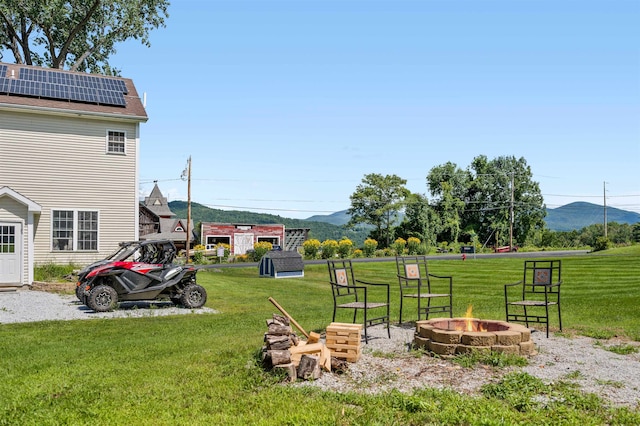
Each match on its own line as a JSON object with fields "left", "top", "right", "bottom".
{"left": 363, "top": 238, "right": 378, "bottom": 257}
{"left": 302, "top": 239, "right": 321, "bottom": 259}
{"left": 251, "top": 241, "right": 273, "bottom": 261}
{"left": 321, "top": 239, "right": 338, "bottom": 259}
{"left": 407, "top": 237, "right": 421, "bottom": 255}
{"left": 337, "top": 238, "right": 353, "bottom": 258}
{"left": 352, "top": 249, "right": 363, "bottom": 258}
{"left": 392, "top": 238, "right": 406, "bottom": 255}
{"left": 34, "top": 262, "right": 78, "bottom": 282}
{"left": 593, "top": 237, "right": 611, "bottom": 252}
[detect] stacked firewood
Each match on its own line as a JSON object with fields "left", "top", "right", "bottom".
{"left": 262, "top": 314, "right": 347, "bottom": 381}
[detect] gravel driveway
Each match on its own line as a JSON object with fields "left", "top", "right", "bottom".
{"left": 0, "top": 289, "right": 216, "bottom": 324}
{"left": 2, "top": 290, "right": 639, "bottom": 409}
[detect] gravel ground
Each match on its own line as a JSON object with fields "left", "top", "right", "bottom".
{"left": 295, "top": 324, "right": 640, "bottom": 409}
{"left": 2, "top": 290, "right": 639, "bottom": 409}
{"left": 0, "top": 289, "right": 217, "bottom": 323}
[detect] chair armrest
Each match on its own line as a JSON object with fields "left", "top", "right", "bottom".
{"left": 504, "top": 281, "right": 522, "bottom": 289}
{"left": 355, "top": 279, "right": 389, "bottom": 288}
{"left": 427, "top": 273, "right": 452, "bottom": 280}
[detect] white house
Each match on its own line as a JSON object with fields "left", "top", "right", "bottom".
{"left": 0, "top": 62, "right": 148, "bottom": 288}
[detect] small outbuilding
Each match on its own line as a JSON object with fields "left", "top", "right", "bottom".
{"left": 259, "top": 250, "right": 304, "bottom": 279}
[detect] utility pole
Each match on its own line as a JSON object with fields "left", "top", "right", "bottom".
{"left": 509, "top": 173, "right": 514, "bottom": 251}
{"left": 603, "top": 181, "right": 608, "bottom": 239}
{"left": 182, "top": 156, "right": 192, "bottom": 262}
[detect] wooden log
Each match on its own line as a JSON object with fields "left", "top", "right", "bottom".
{"left": 273, "top": 362, "right": 297, "bottom": 382}
{"left": 331, "top": 357, "right": 350, "bottom": 374}
{"left": 297, "top": 354, "right": 321, "bottom": 380}
{"left": 267, "top": 323, "right": 292, "bottom": 336}
{"left": 267, "top": 349, "right": 291, "bottom": 366}
{"left": 264, "top": 334, "right": 292, "bottom": 350}
{"left": 289, "top": 342, "right": 324, "bottom": 354}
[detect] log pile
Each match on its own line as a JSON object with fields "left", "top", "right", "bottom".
{"left": 262, "top": 314, "right": 332, "bottom": 381}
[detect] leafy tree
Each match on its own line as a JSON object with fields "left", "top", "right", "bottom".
{"left": 467, "top": 155, "right": 545, "bottom": 247}
{"left": 394, "top": 193, "right": 437, "bottom": 248}
{"left": 426, "top": 163, "right": 470, "bottom": 244}
{"left": 0, "top": 0, "right": 169, "bottom": 73}
{"left": 348, "top": 173, "right": 410, "bottom": 248}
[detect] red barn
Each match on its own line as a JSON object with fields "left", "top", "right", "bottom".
{"left": 200, "top": 223, "right": 285, "bottom": 255}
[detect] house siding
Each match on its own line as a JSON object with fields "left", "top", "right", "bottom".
{"left": 0, "top": 110, "right": 139, "bottom": 265}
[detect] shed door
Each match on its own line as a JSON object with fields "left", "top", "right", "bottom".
{"left": 0, "top": 223, "right": 21, "bottom": 284}
{"left": 234, "top": 233, "right": 254, "bottom": 255}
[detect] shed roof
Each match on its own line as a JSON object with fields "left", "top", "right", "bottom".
{"left": 262, "top": 250, "right": 304, "bottom": 272}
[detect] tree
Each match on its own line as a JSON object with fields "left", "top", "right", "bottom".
{"left": 394, "top": 193, "right": 437, "bottom": 248}
{"left": 426, "top": 163, "right": 469, "bottom": 244}
{"left": 348, "top": 173, "right": 410, "bottom": 248}
{"left": 467, "top": 155, "right": 545, "bottom": 247}
{"left": 0, "top": 0, "right": 169, "bottom": 73}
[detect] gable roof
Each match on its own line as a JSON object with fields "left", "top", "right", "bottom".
{"left": 143, "top": 182, "right": 175, "bottom": 218}
{"left": 0, "top": 186, "right": 42, "bottom": 212}
{"left": 0, "top": 62, "right": 147, "bottom": 122}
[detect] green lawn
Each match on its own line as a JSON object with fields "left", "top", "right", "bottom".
{"left": 1, "top": 247, "right": 639, "bottom": 425}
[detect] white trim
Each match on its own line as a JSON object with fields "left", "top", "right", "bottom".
{"left": 0, "top": 186, "right": 42, "bottom": 212}
{"left": 134, "top": 125, "right": 140, "bottom": 240}
{"left": 50, "top": 208, "right": 100, "bottom": 252}
{"left": 106, "top": 129, "right": 127, "bottom": 155}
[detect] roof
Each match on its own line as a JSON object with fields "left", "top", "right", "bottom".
{"left": 0, "top": 62, "right": 147, "bottom": 122}
{"left": 262, "top": 250, "right": 304, "bottom": 272}
{"left": 143, "top": 183, "right": 175, "bottom": 218}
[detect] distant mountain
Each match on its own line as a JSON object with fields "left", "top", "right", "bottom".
{"left": 306, "top": 210, "right": 352, "bottom": 226}
{"left": 544, "top": 202, "right": 640, "bottom": 231}
{"left": 306, "top": 202, "right": 640, "bottom": 232}
{"left": 168, "top": 201, "right": 638, "bottom": 244}
{"left": 168, "top": 201, "right": 371, "bottom": 245}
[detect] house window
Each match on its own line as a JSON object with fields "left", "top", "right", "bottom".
{"left": 107, "top": 130, "right": 126, "bottom": 154}
{"left": 0, "top": 225, "right": 16, "bottom": 253}
{"left": 52, "top": 210, "right": 98, "bottom": 251}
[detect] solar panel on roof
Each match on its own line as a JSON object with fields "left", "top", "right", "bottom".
{"left": 0, "top": 77, "right": 9, "bottom": 93}
{"left": 97, "top": 90, "right": 126, "bottom": 106}
{"left": 9, "top": 79, "right": 40, "bottom": 96}
{"left": 41, "top": 82, "right": 70, "bottom": 100}
{"left": 5, "top": 66, "right": 128, "bottom": 107}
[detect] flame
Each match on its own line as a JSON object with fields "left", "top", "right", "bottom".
{"left": 457, "top": 305, "right": 487, "bottom": 332}
{"left": 464, "top": 305, "right": 474, "bottom": 331}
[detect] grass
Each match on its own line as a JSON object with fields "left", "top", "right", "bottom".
{"left": 2, "top": 246, "right": 639, "bottom": 425}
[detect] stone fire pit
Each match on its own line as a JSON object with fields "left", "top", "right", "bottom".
{"left": 413, "top": 318, "right": 536, "bottom": 356}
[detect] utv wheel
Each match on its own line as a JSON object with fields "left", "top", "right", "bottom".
{"left": 87, "top": 285, "right": 118, "bottom": 312}
{"left": 181, "top": 284, "right": 207, "bottom": 309}
{"left": 75, "top": 284, "right": 85, "bottom": 302}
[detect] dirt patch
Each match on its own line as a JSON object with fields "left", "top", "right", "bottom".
{"left": 31, "top": 281, "right": 77, "bottom": 293}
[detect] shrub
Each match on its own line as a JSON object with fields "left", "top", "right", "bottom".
{"left": 407, "top": 237, "right": 421, "bottom": 255}
{"left": 392, "top": 238, "right": 406, "bottom": 255}
{"left": 34, "top": 262, "right": 78, "bottom": 282}
{"left": 352, "top": 249, "right": 363, "bottom": 258}
{"left": 593, "top": 237, "right": 611, "bottom": 252}
{"left": 302, "top": 239, "right": 321, "bottom": 259}
{"left": 363, "top": 238, "right": 378, "bottom": 257}
{"left": 321, "top": 239, "right": 338, "bottom": 259}
{"left": 251, "top": 241, "right": 273, "bottom": 261}
{"left": 337, "top": 238, "right": 353, "bottom": 258}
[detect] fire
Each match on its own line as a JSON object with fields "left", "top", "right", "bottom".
{"left": 454, "top": 305, "right": 487, "bottom": 332}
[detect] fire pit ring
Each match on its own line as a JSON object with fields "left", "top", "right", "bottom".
{"left": 413, "top": 318, "right": 537, "bottom": 357}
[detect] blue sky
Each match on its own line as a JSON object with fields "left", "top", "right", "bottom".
{"left": 113, "top": 0, "right": 639, "bottom": 219}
